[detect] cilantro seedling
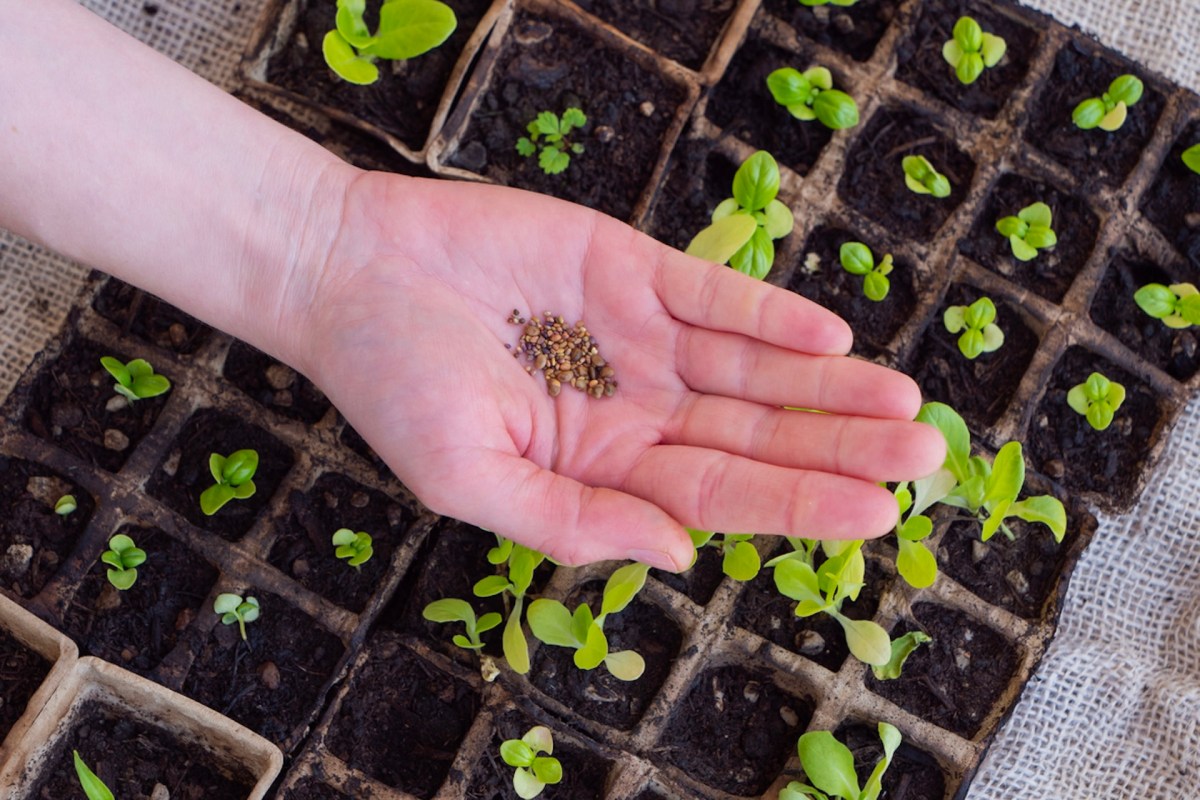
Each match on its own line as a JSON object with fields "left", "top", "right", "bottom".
{"left": 840, "top": 242, "right": 893, "bottom": 302}
{"left": 214, "top": 593, "right": 260, "bottom": 642}
{"left": 528, "top": 562, "right": 651, "bottom": 680}
{"left": 1072, "top": 74, "right": 1144, "bottom": 132}
{"left": 767, "top": 66, "right": 860, "bottom": 130}
{"left": 995, "top": 201, "right": 1057, "bottom": 261}
{"left": 1134, "top": 282, "right": 1200, "bottom": 328}
{"left": 780, "top": 723, "right": 901, "bottom": 800}
{"left": 199, "top": 449, "right": 258, "bottom": 516}
{"left": 1184, "top": 144, "right": 1200, "bottom": 174}
{"left": 687, "top": 529, "right": 760, "bottom": 581}
{"left": 331, "top": 528, "right": 373, "bottom": 568}
{"left": 942, "top": 16, "right": 1007, "bottom": 85}
{"left": 101, "top": 533, "right": 146, "bottom": 591}
{"left": 423, "top": 598, "right": 502, "bottom": 650}
{"left": 500, "top": 726, "right": 563, "bottom": 800}
{"left": 685, "top": 151, "right": 795, "bottom": 280}
{"left": 943, "top": 297, "right": 1004, "bottom": 359}
{"left": 474, "top": 536, "right": 546, "bottom": 674}
{"left": 901, "top": 155, "right": 951, "bottom": 198}
{"left": 516, "top": 108, "right": 587, "bottom": 175}
{"left": 322, "top": 0, "right": 457, "bottom": 85}
{"left": 73, "top": 751, "right": 114, "bottom": 800}
{"left": 100, "top": 356, "right": 170, "bottom": 402}
{"left": 54, "top": 494, "right": 77, "bottom": 516}
{"left": 1067, "top": 372, "right": 1126, "bottom": 431}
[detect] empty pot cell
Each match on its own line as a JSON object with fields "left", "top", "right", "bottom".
{"left": 268, "top": 472, "right": 416, "bottom": 614}
{"left": 0, "top": 456, "right": 94, "bottom": 598}
{"left": 63, "top": 525, "right": 218, "bottom": 676}
{"left": 284, "top": 780, "right": 356, "bottom": 799}
{"left": 147, "top": 408, "right": 295, "bottom": 542}
{"left": 704, "top": 34, "right": 837, "bottom": 177}
{"left": 838, "top": 106, "right": 975, "bottom": 240}
{"left": 959, "top": 172, "right": 1098, "bottom": 303}
{"left": 92, "top": 277, "right": 212, "bottom": 355}
{"left": 824, "top": 721, "right": 948, "bottom": 798}
{"left": 762, "top": 0, "right": 899, "bottom": 63}
{"left": 906, "top": 284, "right": 1039, "bottom": 431}
{"left": 326, "top": 633, "right": 480, "bottom": 798}
{"left": 447, "top": 12, "right": 688, "bottom": 222}
{"left": 1028, "top": 346, "right": 1166, "bottom": 508}
{"left": 223, "top": 340, "right": 331, "bottom": 425}
{"left": 571, "top": 0, "right": 735, "bottom": 71}
{"left": 787, "top": 225, "right": 919, "bottom": 360}
{"left": 264, "top": 0, "right": 494, "bottom": 152}
{"left": 652, "top": 545, "right": 725, "bottom": 607}
{"left": 659, "top": 664, "right": 812, "bottom": 795}
{"left": 645, "top": 137, "right": 739, "bottom": 253}
{"left": 23, "top": 337, "right": 171, "bottom": 473}
{"left": 1142, "top": 117, "right": 1200, "bottom": 266}
{"left": 182, "top": 591, "right": 345, "bottom": 749}
{"left": 894, "top": 0, "right": 1039, "bottom": 119}
{"left": 1023, "top": 40, "right": 1166, "bottom": 190}
{"left": 0, "top": 628, "right": 51, "bottom": 741}
{"left": 1088, "top": 248, "right": 1200, "bottom": 381}
{"left": 866, "top": 603, "right": 1020, "bottom": 739}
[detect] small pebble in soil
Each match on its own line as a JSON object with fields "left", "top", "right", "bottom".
{"left": 169, "top": 322, "right": 188, "bottom": 348}
{"left": 779, "top": 705, "right": 800, "bottom": 727}
{"left": 971, "top": 540, "right": 989, "bottom": 564}
{"left": 507, "top": 310, "right": 618, "bottom": 398}
{"left": 742, "top": 681, "right": 761, "bottom": 703}
{"left": 104, "top": 428, "right": 130, "bottom": 452}
{"left": 1, "top": 544, "right": 32, "bottom": 579}
{"left": 796, "top": 629, "right": 825, "bottom": 655}
{"left": 105, "top": 395, "right": 129, "bottom": 413}
{"left": 265, "top": 364, "right": 296, "bottom": 390}
{"left": 595, "top": 125, "right": 616, "bottom": 144}
{"left": 259, "top": 661, "right": 282, "bottom": 690}
{"left": 639, "top": 101, "right": 656, "bottom": 117}
{"left": 1006, "top": 569, "right": 1030, "bottom": 596}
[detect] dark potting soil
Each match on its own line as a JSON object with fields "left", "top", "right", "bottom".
{"left": 733, "top": 552, "right": 887, "bottom": 672}
{"left": 283, "top": 779, "right": 356, "bottom": 800}
{"left": 958, "top": 171, "right": 1098, "bottom": 303}
{"left": 223, "top": 340, "right": 331, "bottom": 425}
{"left": 787, "top": 225, "right": 920, "bottom": 360}
{"left": 652, "top": 544, "right": 725, "bottom": 607}
{"left": 24, "top": 337, "right": 170, "bottom": 473}
{"left": 894, "top": 0, "right": 1039, "bottom": 119}
{"left": 1023, "top": 41, "right": 1166, "bottom": 191}
{"left": 866, "top": 603, "right": 1020, "bottom": 739}
{"left": 0, "top": 457, "right": 94, "bottom": 598}
{"left": 530, "top": 581, "right": 682, "bottom": 730}
{"left": 572, "top": 0, "right": 734, "bottom": 70}
{"left": 63, "top": 525, "right": 218, "bottom": 676}
{"left": 629, "top": 791, "right": 668, "bottom": 800}
{"left": 905, "top": 284, "right": 1040, "bottom": 432}
{"left": 828, "top": 721, "right": 948, "bottom": 800}
{"left": 1028, "top": 346, "right": 1164, "bottom": 507}
{"left": 762, "top": 0, "right": 899, "bottom": 62}
{"left": 264, "top": 0, "right": 492, "bottom": 152}
{"left": 28, "top": 699, "right": 254, "bottom": 800}
{"left": 1141, "top": 118, "right": 1200, "bottom": 268}
{"left": 659, "top": 664, "right": 811, "bottom": 795}
{"left": 267, "top": 472, "right": 415, "bottom": 613}
{"left": 704, "top": 35, "right": 836, "bottom": 177}
{"left": 838, "top": 105, "right": 976, "bottom": 240}
{"left": 644, "top": 136, "right": 739, "bottom": 254}
{"left": 147, "top": 408, "right": 295, "bottom": 542}
{"left": 1088, "top": 248, "right": 1200, "bottom": 381}
{"left": 0, "top": 628, "right": 50, "bottom": 740}
{"left": 326, "top": 632, "right": 480, "bottom": 798}
{"left": 92, "top": 277, "right": 212, "bottom": 356}
{"left": 448, "top": 12, "right": 687, "bottom": 222}
{"left": 181, "top": 591, "right": 345, "bottom": 749}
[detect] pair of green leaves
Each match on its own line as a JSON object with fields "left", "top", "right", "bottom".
{"left": 996, "top": 202, "right": 1056, "bottom": 261}
{"left": 1134, "top": 282, "right": 1200, "bottom": 329}
{"left": 687, "top": 528, "right": 760, "bottom": 581}
{"left": 516, "top": 108, "right": 587, "bottom": 175}
{"left": 214, "top": 593, "right": 260, "bottom": 642}
{"left": 1067, "top": 372, "right": 1126, "bottom": 432}
{"left": 199, "top": 449, "right": 259, "bottom": 516}
{"left": 941, "top": 16, "right": 1007, "bottom": 85}
{"left": 423, "top": 597, "right": 502, "bottom": 650}
{"left": 943, "top": 297, "right": 1004, "bottom": 359}
{"left": 323, "top": 0, "right": 458, "bottom": 85}
{"left": 55, "top": 495, "right": 77, "bottom": 516}
{"left": 332, "top": 528, "right": 374, "bottom": 567}
{"left": 781, "top": 723, "right": 901, "bottom": 800}
{"left": 839, "top": 242, "right": 893, "bottom": 302}
{"left": 474, "top": 537, "right": 546, "bottom": 674}
{"left": 500, "top": 726, "right": 563, "bottom": 800}
{"left": 767, "top": 67, "right": 860, "bottom": 130}
{"left": 901, "top": 155, "right": 951, "bottom": 198}
{"left": 1072, "top": 74, "right": 1144, "bottom": 132}
{"left": 100, "top": 356, "right": 171, "bottom": 403}
{"left": 101, "top": 533, "right": 146, "bottom": 591}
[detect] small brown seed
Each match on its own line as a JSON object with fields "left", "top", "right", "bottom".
{"left": 548, "top": 379, "right": 562, "bottom": 397}
{"left": 534, "top": 354, "right": 547, "bottom": 370}
{"left": 601, "top": 366, "right": 615, "bottom": 378}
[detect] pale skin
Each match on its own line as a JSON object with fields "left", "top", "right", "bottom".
{"left": 0, "top": 0, "right": 944, "bottom": 571}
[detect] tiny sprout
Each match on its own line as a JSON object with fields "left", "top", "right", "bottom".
{"left": 944, "top": 297, "right": 1004, "bottom": 359}
{"left": 996, "top": 201, "right": 1056, "bottom": 261}
{"left": 1134, "top": 282, "right": 1200, "bottom": 329}
{"left": 100, "top": 356, "right": 171, "bottom": 402}
{"left": 781, "top": 723, "right": 901, "bottom": 800}
{"left": 1067, "top": 372, "right": 1126, "bottom": 431}
{"left": 500, "top": 726, "right": 563, "bottom": 800}
{"left": 901, "top": 155, "right": 951, "bottom": 198}
{"left": 942, "top": 16, "right": 1007, "bottom": 85}
{"left": 322, "top": 0, "right": 457, "bottom": 85}
{"left": 54, "top": 494, "right": 77, "bottom": 516}
{"left": 423, "top": 598, "right": 502, "bottom": 650}
{"left": 214, "top": 593, "right": 260, "bottom": 642}
{"left": 1072, "top": 74, "right": 1144, "bottom": 132}
{"left": 199, "top": 449, "right": 259, "bottom": 516}
{"left": 839, "top": 242, "right": 893, "bottom": 301}
{"left": 73, "top": 751, "right": 114, "bottom": 800}
{"left": 101, "top": 533, "right": 146, "bottom": 591}
{"left": 331, "top": 528, "right": 373, "bottom": 568}
{"left": 517, "top": 108, "right": 587, "bottom": 175}
{"left": 767, "top": 66, "right": 860, "bottom": 130}
{"left": 1184, "top": 144, "right": 1200, "bottom": 175}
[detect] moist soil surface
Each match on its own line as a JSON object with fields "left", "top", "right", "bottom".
{"left": 652, "top": 544, "right": 725, "bottom": 607}
{"left": 762, "top": 0, "right": 899, "bottom": 62}
{"left": 92, "top": 278, "right": 212, "bottom": 356}
{"left": 223, "top": 340, "right": 331, "bottom": 425}
{"left": 659, "top": 664, "right": 811, "bottom": 795}
{"left": 644, "top": 135, "right": 738, "bottom": 254}
{"left": 572, "top": 0, "right": 734, "bottom": 70}
{"left": 448, "top": 12, "right": 687, "bottom": 222}
{"left": 1142, "top": 118, "right": 1200, "bottom": 267}
{"left": 0, "top": 628, "right": 51, "bottom": 740}
{"left": 838, "top": 105, "right": 975, "bottom": 240}
{"left": 285, "top": 780, "right": 356, "bottom": 800}
{"left": 828, "top": 721, "right": 948, "bottom": 799}
{"left": 0, "top": 457, "right": 94, "bottom": 598}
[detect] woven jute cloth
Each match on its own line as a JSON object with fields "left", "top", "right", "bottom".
{"left": 1, "top": 1, "right": 1198, "bottom": 797}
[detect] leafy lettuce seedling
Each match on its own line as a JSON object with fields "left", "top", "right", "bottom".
{"left": 889, "top": 481, "right": 943, "bottom": 589}
{"left": 1134, "top": 282, "right": 1200, "bottom": 328}
{"left": 322, "top": 0, "right": 457, "bottom": 86}
{"left": 943, "top": 296, "right": 1004, "bottom": 359}
{"left": 1072, "top": 74, "right": 1144, "bottom": 132}
{"left": 996, "top": 201, "right": 1056, "bottom": 261}
{"left": 73, "top": 751, "right": 114, "bottom": 800}
{"left": 214, "top": 593, "right": 260, "bottom": 642}
{"left": 901, "top": 155, "right": 951, "bottom": 198}
{"left": 332, "top": 528, "right": 373, "bottom": 567}
{"left": 942, "top": 16, "right": 1007, "bottom": 85}
{"left": 200, "top": 449, "right": 259, "bottom": 515}
{"left": 101, "top": 533, "right": 146, "bottom": 591}
{"left": 423, "top": 598, "right": 502, "bottom": 650}
{"left": 781, "top": 723, "right": 901, "bottom": 800}
{"left": 516, "top": 108, "right": 587, "bottom": 175}
{"left": 767, "top": 67, "right": 860, "bottom": 130}
{"left": 685, "top": 151, "right": 794, "bottom": 280}
{"left": 1067, "top": 372, "right": 1126, "bottom": 431}
{"left": 100, "top": 356, "right": 170, "bottom": 402}
{"left": 1184, "top": 144, "right": 1200, "bottom": 175}
{"left": 687, "top": 528, "right": 760, "bottom": 581}
{"left": 839, "top": 242, "right": 892, "bottom": 302}
{"left": 500, "top": 726, "right": 563, "bottom": 800}
{"left": 474, "top": 536, "right": 545, "bottom": 674}
{"left": 54, "top": 494, "right": 77, "bottom": 516}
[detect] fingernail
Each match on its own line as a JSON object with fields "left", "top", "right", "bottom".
{"left": 627, "top": 548, "right": 680, "bottom": 572}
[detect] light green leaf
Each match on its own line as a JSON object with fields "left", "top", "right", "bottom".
{"left": 526, "top": 599, "right": 579, "bottom": 647}
{"left": 685, "top": 213, "right": 758, "bottom": 265}
{"left": 571, "top": 603, "right": 594, "bottom": 644}
{"left": 1098, "top": 101, "right": 1128, "bottom": 132}
{"left": 1134, "top": 283, "right": 1178, "bottom": 319}
{"left": 532, "top": 756, "right": 563, "bottom": 784}
{"left": 365, "top": 0, "right": 457, "bottom": 59}
{"left": 813, "top": 89, "right": 859, "bottom": 130}
{"left": 956, "top": 52, "right": 984, "bottom": 85}
{"left": 797, "top": 731, "right": 861, "bottom": 799}
{"left": 73, "top": 751, "right": 115, "bottom": 800}
{"left": 100, "top": 357, "right": 131, "bottom": 388}
{"left": 732, "top": 151, "right": 781, "bottom": 212}
{"left": 1010, "top": 234, "right": 1038, "bottom": 261}
{"left": 766, "top": 67, "right": 812, "bottom": 108}
{"left": 1072, "top": 97, "right": 1107, "bottom": 130}
{"left": 1183, "top": 143, "right": 1200, "bottom": 175}
{"left": 423, "top": 598, "right": 474, "bottom": 624}
{"left": 803, "top": 66, "right": 833, "bottom": 90}
{"left": 600, "top": 562, "right": 650, "bottom": 616}
{"left": 1108, "top": 74, "right": 1144, "bottom": 107}
{"left": 574, "top": 622, "right": 608, "bottom": 670}
{"left": 605, "top": 649, "right": 646, "bottom": 681}
{"left": 839, "top": 241, "right": 874, "bottom": 275}
{"left": 322, "top": 30, "right": 380, "bottom": 84}
{"left": 1010, "top": 495, "right": 1067, "bottom": 542}
{"left": 942, "top": 38, "right": 963, "bottom": 68}
{"left": 729, "top": 226, "right": 774, "bottom": 280}
{"left": 916, "top": 402, "right": 972, "bottom": 484}
{"left": 863, "top": 271, "right": 890, "bottom": 302}
{"left": 722, "top": 540, "right": 761, "bottom": 581}
{"left": 871, "top": 630, "right": 931, "bottom": 680}
{"left": 504, "top": 598, "right": 530, "bottom": 674}
{"left": 523, "top": 725, "right": 555, "bottom": 755}
{"left": 199, "top": 483, "right": 235, "bottom": 516}
{"left": 711, "top": 196, "right": 740, "bottom": 222}
{"left": 953, "top": 16, "right": 983, "bottom": 52}
{"left": 501, "top": 739, "right": 536, "bottom": 768}
{"left": 984, "top": 441, "right": 1025, "bottom": 509}
{"left": 512, "top": 768, "right": 545, "bottom": 800}
{"left": 980, "top": 33, "right": 1007, "bottom": 67}
{"left": 762, "top": 199, "right": 795, "bottom": 239}
{"left": 1018, "top": 202, "right": 1053, "bottom": 228}
{"left": 897, "top": 538, "right": 938, "bottom": 589}
{"left": 774, "top": 557, "right": 824, "bottom": 609}
{"left": 837, "top": 615, "right": 892, "bottom": 666}
{"left": 980, "top": 323, "right": 1005, "bottom": 353}
{"left": 862, "top": 722, "right": 903, "bottom": 800}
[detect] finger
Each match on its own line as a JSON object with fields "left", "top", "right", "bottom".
{"left": 677, "top": 327, "right": 923, "bottom": 419}
{"left": 665, "top": 395, "right": 946, "bottom": 482}
{"left": 625, "top": 445, "right": 901, "bottom": 539}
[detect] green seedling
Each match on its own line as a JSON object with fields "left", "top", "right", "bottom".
{"left": 1134, "top": 282, "right": 1200, "bottom": 328}
{"left": 889, "top": 480, "right": 943, "bottom": 590}
{"left": 101, "top": 533, "right": 146, "bottom": 591}
{"left": 839, "top": 242, "right": 893, "bottom": 302}
{"left": 73, "top": 751, "right": 114, "bottom": 800}
{"left": 500, "top": 726, "right": 563, "bottom": 800}
{"left": 474, "top": 535, "right": 546, "bottom": 674}
{"left": 331, "top": 528, "right": 373, "bottom": 567}
{"left": 214, "top": 593, "right": 260, "bottom": 642}
{"left": 685, "top": 151, "right": 795, "bottom": 280}
{"left": 943, "top": 297, "right": 1004, "bottom": 359}
{"left": 767, "top": 66, "right": 860, "bottom": 130}
{"left": 199, "top": 449, "right": 258, "bottom": 516}
{"left": 100, "top": 356, "right": 170, "bottom": 403}
{"left": 322, "top": 0, "right": 457, "bottom": 86}
{"left": 996, "top": 201, "right": 1057, "bottom": 261}
{"left": 942, "top": 16, "right": 1007, "bottom": 85}
{"left": 1184, "top": 144, "right": 1200, "bottom": 174}
{"left": 1072, "top": 74, "right": 1144, "bottom": 132}
{"left": 687, "top": 529, "right": 760, "bottom": 581}
{"left": 901, "top": 155, "right": 951, "bottom": 198}
{"left": 780, "top": 723, "right": 901, "bottom": 800}
{"left": 872, "top": 631, "right": 933, "bottom": 681}
{"left": 528, "top": 562, "right": 651, "bottom": 680}
{"left": 423, "top": 598, "right": 502, "bottom": 650}
{"left": 54, "top": 494, "right": 77, "bottom": 516}
{"left": 1067, "top": 372, "right": 1126, "bottom": 431}
{"left": 516, "top": 108, "right": 587, "bottom": 175}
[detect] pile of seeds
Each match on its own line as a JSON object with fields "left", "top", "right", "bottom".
{"left": 506, "top": 310, "right": 618, "bottom": 398}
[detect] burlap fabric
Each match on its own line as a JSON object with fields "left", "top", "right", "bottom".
{"left": 1, "top": 1, "right": 1197, "bottom": 796}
